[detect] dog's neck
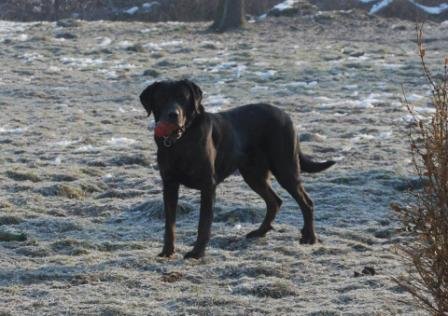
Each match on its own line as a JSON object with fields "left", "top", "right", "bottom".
{"left": 160, "top": 112, "right": 202, "bottom": 148}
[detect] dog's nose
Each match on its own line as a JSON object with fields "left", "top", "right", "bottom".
{"left": 168, "top": 111, "right": 179, "bottom": 120}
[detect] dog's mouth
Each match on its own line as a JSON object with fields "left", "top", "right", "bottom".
{"left": 154, "top": 121, "right": 184, "bottom": 140}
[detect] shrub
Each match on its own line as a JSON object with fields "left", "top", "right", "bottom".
{"left": 393, "top": 24, "right": 448, "bottom": 315}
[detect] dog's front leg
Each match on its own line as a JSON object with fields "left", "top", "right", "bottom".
{"left": 159, "top": 181, "right": 179, "bottom": 258}
{"left": 184, "top": 185, "right": 216, "bottom": 259}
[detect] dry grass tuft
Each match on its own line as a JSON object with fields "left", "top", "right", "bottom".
{"left": 241, "top": 278, "right": 297, "bottom": 299}
{"left": 5, "top": 170, "right": 41, "bottom": 183}
{"left": 37, "top": 184, "right": 86, "bottom": 199}
{"left": 393, "top": 24, "right": 448, "bottom": 315}
{"left": 0, "top": 215, "right": 23, "bottom": 226}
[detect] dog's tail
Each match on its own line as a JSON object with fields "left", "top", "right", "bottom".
{"left": 299, "top": 152, "right": 336, "bottom": 173}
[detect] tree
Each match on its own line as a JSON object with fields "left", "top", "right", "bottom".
{"left": 53, "top": 0, "right": 61, "bottom": 20}
{"left": 210, "top": 0, "right": 246, "bottom": 32}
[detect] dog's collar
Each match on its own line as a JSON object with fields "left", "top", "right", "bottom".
{"left": 161, "top": 113, "right": 198, "bottom": 148}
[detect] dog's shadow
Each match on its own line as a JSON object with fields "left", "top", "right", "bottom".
{"left": 209, "top": 235, "right": 253, "bottom": 251}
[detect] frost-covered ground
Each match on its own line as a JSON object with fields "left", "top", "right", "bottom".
{"left": 0, "top": 11, "right": 447, "bottom": 315}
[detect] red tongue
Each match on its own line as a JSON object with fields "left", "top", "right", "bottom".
{"left": 154, "top": 121, "right": 178, "bottom": 138}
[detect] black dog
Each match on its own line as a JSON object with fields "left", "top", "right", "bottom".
{"left": 140, "top": 79, "right": 335, "bottom": 259}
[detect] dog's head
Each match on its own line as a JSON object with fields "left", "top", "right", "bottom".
{"left": 140, "top": 80, "right": 204, "bottom": 136}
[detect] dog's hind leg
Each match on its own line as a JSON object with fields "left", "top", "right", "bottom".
{"left": 273, "top": 164, "right": 317, "bottom": 244}
{"left": 240, "top": 165, "right": 282, "bottom": 238}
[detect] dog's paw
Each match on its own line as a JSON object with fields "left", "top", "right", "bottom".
{"left": 299, "top": 234, "right": 317, "bottom": 245}
{"left": 158, "top": 248, "right": 175, "bottom": 258}
{"left": 246, "top": 225, "right": 273, "bottom": 238}
{"left": 246, "top": 229, "right": 267, "bottom": 238}
{"left": 184, "top": 249, "right": 204, "bottom": 259}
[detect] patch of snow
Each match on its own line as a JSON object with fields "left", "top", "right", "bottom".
{"left": 409, "top": 0, "right": 448, "bottom": 15}
{"left": 61, "top": 57, "right": 104, "bottom": 69}
{"left": 142, "top": 2, "right": 160, "bottom": 11}
{"left": 355, "top": 93, "right": 383, "bottom": 108}
{"left": 352, "top": 133, "right": 376, "bottom": 142}
{"left": 0, "top": 21, "right": 26, "bottom": 33}
{"left": 273, "top": 0, "right": 297, "bottom": 12}
{"left": 364, "top": 0, "right": 448, "bottom": 15}
{"left": 406, "top": 93, "right": 425, "bottom": 102}
{"left": 0, "top": 127, "right": 27, "bottom": 134}
{"left": 344, "top": 84, "right": 359, "bottom": 90}
{"left": 52, "top": 139, "right": 80, "bottom": 147}
{"left": 45, "top": 66, "right": 61, "bottom": 74}
{"left": 342, "top": 144, "right": 353, "bottom": 152}
{"left": 165, "top": 22, "right": 187, "bottom": 26}
{"left": 140, "top": 28, "right": 156, "bottom": 34}
{"left": 369, "top": 0, "right": 394, "bottom": 14}
{"left": 235, "top": 65, "right": 247, "bottom": 78}
{"left": 193, "top": 57, "right": 221, "bottom": 64}
{"left": 256, "top": 70, "right": 277, "bottom": 80}
{"left": 98, "top": 37, "right": 112, "bottom": 47}
{"left": 414, "top": 106, "right": 436, "bottom": 114}
{"left": 117, "top": 106, "right": 140, "bottom": 113}
{"left": 16, "top": 34, "right": 29, "bottom": 41}
{"left": 74, "top": 145, "right": 100, "bottom": 153}
{"left": 378, "top": 131, "right": 393, "bottom": 139}
{"left": 441, "top": 20, "right": 448, "bottom": 28}
{"left": 204, "top": 94, "right": 231, "bottom": 113}
{"left": 20, "top": 52, "right": 44, "bottom": 63}
{"left": 97, "top": 69, "right": 119, "bottom": 80}
{"left": 118, "top": 40, "right": 134, "bottom": 49}
{"left": 102, "top": 173, "right": 114, "bottom": 180}
{"left": 348, "top": 54, "right": 370, "bottom": 62}
{"left": 317, "top": 92, "right": 396, "bottom": 110}
{"left": 250, "top": 85, "right": 270, "bottom": 95}
{"left": 251, "top": 85, "right": 269, "bottom": 91}
{"left": 210, "top": 62, "right": 238, "bottom": 73}
{"left": 0, "top": 22, "right": 29, "bottom": 42}
{"left": 106, "top": 137, "right": 136, "bottom": 147}
{"left": 53, "top": 156, "right": 62, "bottom": 165}
{"left": 144, "top": 40, "right": 184, "bottom": 51}
{"left": 285, "top": 81, "right": 318, "bottom": 89}
{"left": 381, "top": 63, "right": 402, "bottom": 69}
{"left": 398, "top": 113, "right": 424, "bottom": 124}
{"left": 125, "top": 6, "right": 139, "bottom": 15}
{"left": 333, "top": 155, "right": 346, "bottom": 161}
{"left": 112, "top": 62, "right": 136, "bottom": 70}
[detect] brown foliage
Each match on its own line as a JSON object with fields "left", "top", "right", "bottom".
{"left": 393, "top": 24, "right": 448, "bottom": 316}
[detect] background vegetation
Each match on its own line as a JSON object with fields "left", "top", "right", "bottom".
{"left": 393, "top": 25, "right": 448, "bottom": 315}
{"left": 0, "top": 0, "right": 282, "bottom": 21}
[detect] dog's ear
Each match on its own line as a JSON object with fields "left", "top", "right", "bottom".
{"left": 140, "top": 82, "right": 160, "bottom": 117}
{"left": 183, "top": 79, "right": 204, "bottom": 116}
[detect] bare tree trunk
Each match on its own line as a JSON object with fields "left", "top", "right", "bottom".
{"left": 210, "top": 0, "right": 246, "bottom": 32}
{"left": 54, "top": 0, "right": 61, "bottom": 20}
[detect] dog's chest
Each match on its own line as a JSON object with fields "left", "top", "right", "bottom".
{"left": 158, "top": 148, "right": 211, "bottom": 189}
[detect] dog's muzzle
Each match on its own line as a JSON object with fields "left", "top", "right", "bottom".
{"left": 153, "top": 121, "right": 185, "bottom": 148}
